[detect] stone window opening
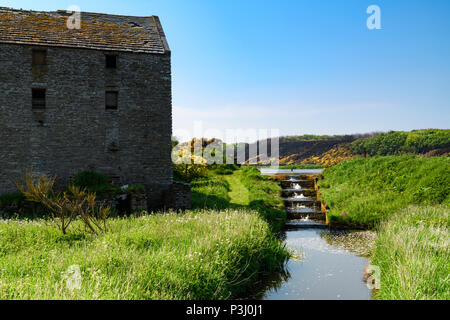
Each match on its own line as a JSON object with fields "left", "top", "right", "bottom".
{"left": 32, "top": 49, "right": 47, "bottom": 66}
{"left": 32, "top": 88, "right": 46, "bottom": 109}
{"left": 105, "top": 91, "right": 118, "bottom": 110}
{"left": 105, "top": 54, "right": 117, "bottom": 69}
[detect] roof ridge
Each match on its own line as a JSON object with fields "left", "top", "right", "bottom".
{"left": 0, "top": 7, "right": 157, "bottom": 19}
{"left": 0, "top": 7, "right": 169, "bottom": 54}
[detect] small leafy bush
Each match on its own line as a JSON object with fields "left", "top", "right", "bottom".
{"left": 0, "top": 192, "right": 26, "bottom": 206}
{"left": 123, "top": 184, "right": 146, "bottom": 194}
{"left": 71, "top": 171, "right": 121, "bottom": 197}
{"left": 212, "top": 165, "right": 238, "bottom": 175}
{"left": 72, "top": 171, "right": 110, "bottom": 187}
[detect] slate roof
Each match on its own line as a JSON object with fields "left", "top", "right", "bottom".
{"left": 0, "top": 7, "right": 169, "bottom": 54}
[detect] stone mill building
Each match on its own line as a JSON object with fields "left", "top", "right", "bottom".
{"left": 0, "top": 8, "right": 188, "bottom": 210}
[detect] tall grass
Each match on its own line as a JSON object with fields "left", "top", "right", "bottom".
{"left": 240, "top": 167, "right": 286, "bottom": 231}
{"left": 319, "top": 156, "right": 449, "bottom": 300}
{"left": 190, "top": 174, "right": 231, "bottom": 210}
{"left": 319, "top": 156, "right": 450, "bottom": 228}
{"left": 0, "top": 210, "right": 289, "bottom": 300}
{"left": 371, "top": 206, "right": 449, "bottom": 300}
{"left": 191, "top": 167, "right": 286, "bottom": 232}
{"left": 224, "top": 171, "right": 250, "bottom": 206}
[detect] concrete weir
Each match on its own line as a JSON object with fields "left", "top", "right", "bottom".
{"left": 261, "top": 170, "right": 327, "bottom": 222}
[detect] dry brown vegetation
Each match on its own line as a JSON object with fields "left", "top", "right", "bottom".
{"left": 17, "top": 173, "right": 110, "bottom": 235}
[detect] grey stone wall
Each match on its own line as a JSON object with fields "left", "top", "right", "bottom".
{"left": 0, "top": 43, "right": 173, "bottom": 209}
{"left": 163, "top": 182, "right": 191, "bottom": 211}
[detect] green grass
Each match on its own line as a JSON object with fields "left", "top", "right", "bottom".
{"left": 224, "top": 171, "right": 250, "bottom": 206}
{"left": 0, "top": 210, "right": 289, "bottom": 300}
{"left": 371, "top": 206, "right": 449, "bottom": 300}
{"left": 190, "top": 173, "right": 231, "bottom": 210}
{"left": 191, "top": 167, "right": 286, "bottom": 232}
{"left": 318, "top": 155, "right": 450, "bottom": 228}
{"left": 239, "top": 167, "right": 286, "bottom": 231}
{"left": 318, "top": 156, "right": 449, "bottom": 300}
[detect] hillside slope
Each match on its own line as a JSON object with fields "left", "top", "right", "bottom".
{"left": 318, "top": 155, "right": 450, "bottom": 228}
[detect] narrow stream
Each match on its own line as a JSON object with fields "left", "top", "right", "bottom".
{"left": 260, "top": 221, "right": 373, "bottom": 300}
{"left": 252, "top": 172, "right": 374, "bottom": 300}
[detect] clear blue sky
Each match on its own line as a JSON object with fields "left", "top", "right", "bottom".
{"left": 3, "top": 0, "right": 450, "bottom": 142}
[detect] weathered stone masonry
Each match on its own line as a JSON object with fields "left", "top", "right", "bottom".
{"left": 0, "top": 8, "right": 175, "bottom": 210}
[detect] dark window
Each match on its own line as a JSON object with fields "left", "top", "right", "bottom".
{"left": 32, "top": 50, "right": 47, "bottom": 66}
{"left": 105, "top": 91, "right": 118, "bottom": 110}
{"left": 32, "top": 89, "right": 46, "bottom": 109}
{"left": 105, "top": 55, "right": 117, "bottom": 69}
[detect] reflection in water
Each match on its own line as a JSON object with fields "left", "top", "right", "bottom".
{"left": 250, "top": 222, "right": 373, "bottom": 300}
{"left": 321, "top": 230, "right": 376, "bottom": 258}
{"left": 243, "top": 268, "right": 292, "bottom": 300}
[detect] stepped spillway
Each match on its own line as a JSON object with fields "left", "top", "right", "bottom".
{"left": 280, "top": 175, "right": 326, "bottom": 221}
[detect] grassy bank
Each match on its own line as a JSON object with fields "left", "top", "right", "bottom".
{"left": 318, "top": 155, "right": 450, "bottom": 228}
{"left": 239, "top": 167, "right": 286, "bottom": 231}
{"left": 318, "top": 156, "right": 449, "bottom": 300}
{"left": 371, "top": 206, "right": 449, "bottom": 300}
{"left": 190, "top": 172, "right": 231, "bottom": 210}
{"left": 0, "top": 210, "right": 289, "bottom": 300}
{"left": 191, "top": 167, "right": 286, "bottom": 232}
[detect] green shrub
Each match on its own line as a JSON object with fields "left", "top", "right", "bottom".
{"left": 352, "top": 129, "right": 450, "bottom": 156}
{"left": 352, "top": 131, "right": 408, "bottom": 156}
{"left": 71, "top": 172, "right": 121, "bottom": 197}
{"left": 404, "top": 129, "right": 450, "bottom": 153}
{"left": 210, "top": 164, "right": 238, "bottom": 175}
{"left": 173, "top": 163, "right": 208, "bottom": 183}
{"left": 72, "top": 171, "right": 110, "bottom": 187}
{"left": 0, "top": 192, "right": 26, "bottom": 206}
{"left": 123, "top": 184, "right": 146, "bottom": 194}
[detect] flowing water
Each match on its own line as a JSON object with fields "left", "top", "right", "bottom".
{"left": 256, "top": 221, "right": 373, "bottom": 300}
{"left": 253, "top": 171, "right": 374, "bottom": 300}
{"left": 249, "top": 221, "right": 374, "bottom": 300}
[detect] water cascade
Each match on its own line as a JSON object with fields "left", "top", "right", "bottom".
{"left": 252, "top": 170, "right": 372, "bottom": 300}
{"left": 281, "top": 175, "right": 325, "bottom": 221}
